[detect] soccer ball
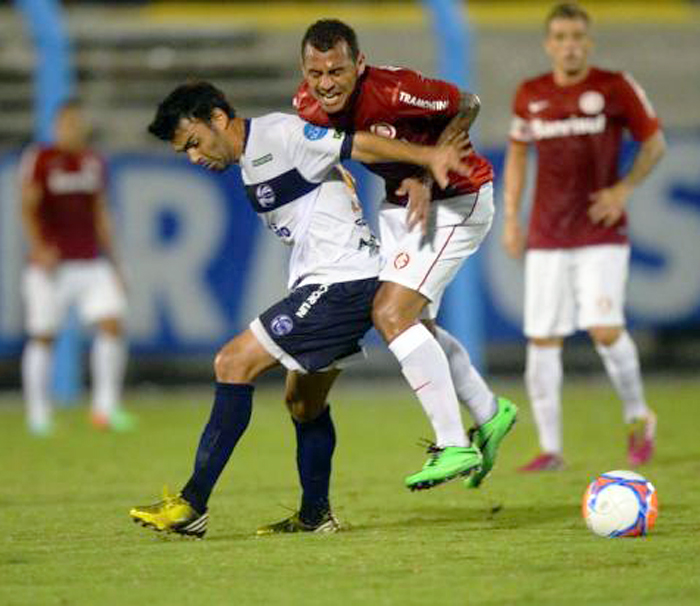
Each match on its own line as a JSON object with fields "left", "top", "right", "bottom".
{"left": 582, "top": 470, "right": 658, "bottom": 538}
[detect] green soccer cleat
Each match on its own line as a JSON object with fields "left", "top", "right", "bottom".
{"left": 405, "top": 444, "right": 483, "bottom": 491}
{"left": 464, "top": 397, "right": 518, "bottom": 489}
{"left": 256, "top": 511, "right": 342, "bottom": 535}
{"left": 130, "top": 489, "right": 208, "bottom": 538}
{"left": 91, "top": 408, "right": 138, "bottom": 432}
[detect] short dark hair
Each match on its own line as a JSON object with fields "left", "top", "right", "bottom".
{"left": 546, "top": 2, "right": 590, "bottom": 30}
{"left": 301, "top": 19, "right": 360, "bottom": 62}
{"left": 148, "top": 81, "right": 235, "bottom": 142}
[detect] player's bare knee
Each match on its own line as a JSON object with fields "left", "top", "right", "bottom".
{"left": 287, "top": 397, "right": 326, "bottom": 423}
{"left": 214, "top": 342, "right": 252, "bottom": 383}
{"left": 31, "top": 335, "right": 55, "bottom": 347}
{"left": 589, "top": 326, "right": 622, "bottom": 347}
{"left": 372, "top": 300, "right": 409, "bottom": 342}
{"left": 97, "top": 317, "right": 122, "bottom": 337}
{"left": 530, "top": 337, "right": 563, "bottom": 347}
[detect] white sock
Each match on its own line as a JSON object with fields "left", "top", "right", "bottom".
{"left": 388, "top": 323, "right": 467, "bottom": 447}
{"left": 595, "top": 331, "right": 649, "bottom": 423}
{"left": 433, "top": 325, "right": 496, "bottom": 426}
{"left": 525, "top": 343, "right": 563, "bottom": 455}
{"left": 22, "top": 340, "right": 53, "bottom": 429}
{"left": 91, "top": 332, "right": 127, "bottom": 417}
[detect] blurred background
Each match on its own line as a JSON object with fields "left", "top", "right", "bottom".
{"left": 0, "top": 0, "right": 698, "bottom": 395}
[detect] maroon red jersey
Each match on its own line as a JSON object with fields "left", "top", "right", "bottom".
{"left": 295, "top": 65, "right": 493, "bottom": 205}
{"left": 509, "top": 67, "right": 660, "bottom": 249}
{"left": 20, "top": 145, "right": 106, "bottom": 260}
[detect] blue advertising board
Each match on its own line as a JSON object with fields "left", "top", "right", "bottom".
{"left": 1, "top": 136, "right": 699, "bottom": 358}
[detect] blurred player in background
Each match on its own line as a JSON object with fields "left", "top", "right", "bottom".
{"left": 19, "top": 99, "right": 132, "bottom": 435}
{"left": 501, "top": 3, "right": 665, "bottom": 470}
{"left": 130, "top": 82, "right": 471, "bottom": 537}
{"left": 296, "top": 19, "right": 517, "bottom": 491}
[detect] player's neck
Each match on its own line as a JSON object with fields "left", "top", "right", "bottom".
{"left": 55, "top": 141, "right": 84, "bottom": 154}
{"left": 553, "top": 65, "right": 591, "bottom": 87}
{"left": 227, "top": 117, "right": 247, "bottom": 161}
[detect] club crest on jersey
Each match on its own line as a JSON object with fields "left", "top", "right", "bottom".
{"left": 256, "top": 184, "right": 276, "bottom": 207}
{"left": 579, "top": 91, "right": 605, "bottom": 115}
{"left": 303, "top": 124, "right": 328, "bottom": 140}
{"left": 370, "top": 123, "right": 397, "bottom": 139}
{"left": 394, "top": 252, "right": 410, "bottom": 269}
{"left": 270, "top": 314, "right": 294, "bottom": 336}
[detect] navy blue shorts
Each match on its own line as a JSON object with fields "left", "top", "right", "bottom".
{"left": 250, "top": 277, "right": 379, "bottom": 373}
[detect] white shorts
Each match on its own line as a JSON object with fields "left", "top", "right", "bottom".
{"left": 524, "top": 245, "right": 630, "bottom": 338}
{"left": 22, "top": 259, "right": 127, "bottom": 336}
{"left": 378, "top": 182, "right": 494, "bottom": 319}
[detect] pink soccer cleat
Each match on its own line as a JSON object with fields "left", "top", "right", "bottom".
{"left": 628, "top": 412, "right": 657, "bottom": 466}
{"left": 518, "top": 452, "right": 566, "bottom": 472}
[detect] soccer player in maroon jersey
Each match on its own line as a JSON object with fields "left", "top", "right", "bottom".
{"left": 296, "top": 19, "right": 517, "bottom": 491}
{"left": 501, "top": 3, "right": 666, "bottom": 470}
{"left": 19, "top": 100, "right": 132, "bottom": 434}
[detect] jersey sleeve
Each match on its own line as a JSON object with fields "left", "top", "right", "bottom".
{"left": 616, "top": 72, "right": 660, "bottom": 141}
{"left": 287, "top": 119, "right": 354, "bottom": 182}
{"left": 391, "top": 68, "right": 462, "bottom": 118}
{"left": 509, "top": 83, "right": 533, "bottom": 143}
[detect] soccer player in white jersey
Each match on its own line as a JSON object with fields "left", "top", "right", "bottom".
{"left": 130, "top": 82, "right": 472, "bottom": 537}
{"left": 502, "top": 3, "right": 666, "bottom": 470}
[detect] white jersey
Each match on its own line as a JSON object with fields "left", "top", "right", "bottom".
{"left": 239, "top": 113, "right": 380, "bottom": 289}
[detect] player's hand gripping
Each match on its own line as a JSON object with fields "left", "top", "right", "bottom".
{"left": 396, "top": 176, "right": 432, "bottom": 235}
{"left": 588, "top": 181, "right": 632, "bottom": 227}
{"left": 426, "top": 130, "right": 473, "bottom": 190}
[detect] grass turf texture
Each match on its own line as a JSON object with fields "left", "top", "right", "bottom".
{"left": 1, "top": 378, "right": 699, "bottom": 606}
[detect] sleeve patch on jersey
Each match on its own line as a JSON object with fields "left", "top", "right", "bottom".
{"left": 303, "top": 124, "right": 328, "bottom": 140}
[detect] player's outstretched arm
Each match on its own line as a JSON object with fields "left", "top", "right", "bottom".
{"left": 350, "top": 130, "right": 470, "bottom": 189}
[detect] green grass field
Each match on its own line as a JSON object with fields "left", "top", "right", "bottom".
{"left": 1, "top": 376, "right": 699, "bottom": 606}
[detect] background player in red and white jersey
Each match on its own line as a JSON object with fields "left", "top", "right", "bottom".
{"left": 501, "top": 3, "right": 666, "bottom": 470}
{"left": 19, "top": 100, "right": 132, "bottom": 434}
{"left": 296, "top": 20, "right": 517, "bottom": 491}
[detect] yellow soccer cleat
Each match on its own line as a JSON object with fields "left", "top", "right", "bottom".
{"left": 130, "top": 488, "right": 208, "bottom": 538}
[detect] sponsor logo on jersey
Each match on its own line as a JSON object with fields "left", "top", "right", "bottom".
{"left": 256, "top": 183, "right": 276, "bottom": 207}
{"left": 530, "top": 115, "right": 606, "bottom": 140}
{"left": 47, "top": 166, "right": 101, "bottom": 194}
{"left": 270, "top": 314, "right": 294, "bottom": 336}
{"left": 398, "top": 91, "right": 449, "bottom": 111}
{"left": 303, "top": 124, "right": 328, "bottom": 140}
{"left": 369, "top": 123, "right": 397, "bottom": 139}
{"left": 252, "top": 153, "right": 273, "bottom": 167}
{"left": 579, "top": 91, "right": 605, "bottom": 115}
{"left": 528, "top": 100, "right": 549, "bottom": 114}
{"left": 394, "top": 252, "right": 410, "bottom": 269}
{"left": 295, "top": 284, "right": 329, "bottom": 318}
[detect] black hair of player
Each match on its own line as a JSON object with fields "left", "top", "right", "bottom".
{"left": 148, "top": 82, "right": 236, "bottom": 142}
{"left": 301, "top": 19, "right": 360, "bottom": 62}
{"left": 546, "top": 2, "right": 590, "bottom": 30}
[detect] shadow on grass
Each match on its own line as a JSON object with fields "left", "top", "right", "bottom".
{"left": 351, "top": 501, "right": 579, "bottom": 531}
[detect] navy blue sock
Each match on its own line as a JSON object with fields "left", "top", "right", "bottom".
{"left": 295, "top": 405, "right": 336, "bottom": 526}
{"left": 181, "top": 382, "right": 254, "bottom": 513}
